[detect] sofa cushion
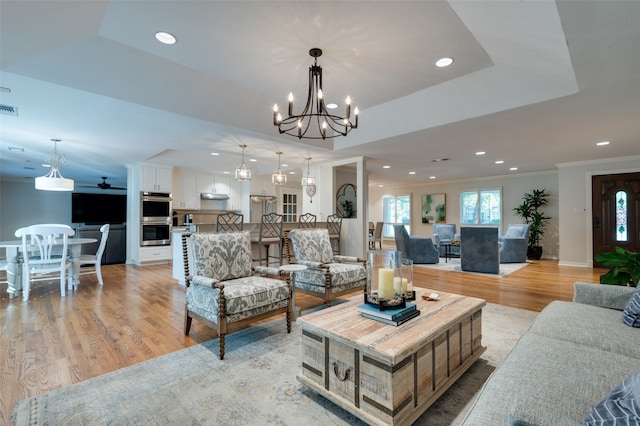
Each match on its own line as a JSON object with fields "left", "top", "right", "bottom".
{"left": 528, "top": 301, "right": 640, "bottom": 359}
{"left": 186, "top": 276, "right": 290, "bottom": 322}
{"left": 295, "top": 263, "right": 367, "bottom": 289}
{"left": 462, "top": 332, "right": 639, "bottom": 425}
{"left": 289, "top": 229, "right": 334, "bottom": 264}
{"left": 623, "top": 286, "right": 640, "bottom": 328}
{"left": 191, "top": 232, "right": 252, "bottom": 280}
{"left": 585, "top": 371, "right": 640, "bottom": 426}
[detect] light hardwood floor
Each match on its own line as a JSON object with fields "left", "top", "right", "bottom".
{"left": 0, "top": 259, "right": 605, "bottom": 423}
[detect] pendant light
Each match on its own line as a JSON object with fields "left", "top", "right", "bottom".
{"left": 301, "top": 157, "right": 315, "bottom": 186}
{"left": 35, "top": 139, "right": 74, "bottom": 191}
{"left": 235, "top": 144, "right": 251, "bottom": 181}
{"left": 271, "top": 151, "right": 287, "bottom": 185}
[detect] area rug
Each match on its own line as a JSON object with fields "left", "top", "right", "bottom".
{"left": 415, "top": 258, "right": 530, "bottom": 276}
{"left": 12, "top": 303, "right": 537, "bottom": 426}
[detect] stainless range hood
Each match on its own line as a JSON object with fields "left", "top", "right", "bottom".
{"left": 200, "top": 192, "right": 229, "bottom": 200}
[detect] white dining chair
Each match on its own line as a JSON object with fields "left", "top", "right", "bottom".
{"left": 15, "top": 224, "right": 75, "bottom": 301}
{"left": 78, "top": 224, "right": 110, "bottom": 285}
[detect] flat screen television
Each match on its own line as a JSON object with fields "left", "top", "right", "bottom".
{"left": 72, "top": 193, "right": 127, "bottom": 224}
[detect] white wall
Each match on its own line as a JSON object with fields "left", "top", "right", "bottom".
{"left": 557, "top": 155, "right": 640, "bottom": 267}
{"left": 368, "top": 171, "right": 560, "bottom": 259}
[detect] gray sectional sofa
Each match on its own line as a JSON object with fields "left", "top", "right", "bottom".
{"left": 462, "top": 282, "right": 639, "bottom": 425}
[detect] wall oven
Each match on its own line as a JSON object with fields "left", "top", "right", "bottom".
{"left": 140, "top": 192, "right": 172, "bottom": 246}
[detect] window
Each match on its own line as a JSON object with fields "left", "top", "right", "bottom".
{"left": 382, "top": 195, "right": 411, "bottom": 237}
{"left": 282, "top": 193, "right": 297, "bottom": 223}
{"left": 460, "top": 189, "right": 501, "bottom": 225}
{"left": 616, "top": 190, "right": 628, "bottom": 242}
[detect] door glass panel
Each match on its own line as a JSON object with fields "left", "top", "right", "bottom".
{"left": 616, "top": 190, "right": 628, "bottom": 242}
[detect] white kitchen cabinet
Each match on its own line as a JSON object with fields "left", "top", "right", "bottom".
{"left": 138, "top": 246, "right": 172, "bottom": 264}
{"left": 173, "top": 170, "right": 199, "bottom": 209}
{"left": 142, "top": 166, "right": 172, "bottom": 192}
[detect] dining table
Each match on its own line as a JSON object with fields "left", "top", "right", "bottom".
{"left": 0, "top": 237, "right": 97, "bottom": 299}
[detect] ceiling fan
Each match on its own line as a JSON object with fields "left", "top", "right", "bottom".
{"left": 97, "top": 177, "right": 126, "bottom": 190}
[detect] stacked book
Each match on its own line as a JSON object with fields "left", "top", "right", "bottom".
{"left": 357, "top": 303, "right": 420, "bottom": 326}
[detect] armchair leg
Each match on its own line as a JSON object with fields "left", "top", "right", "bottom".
{"left": 219, "top": 335, "right": 225, "bottom": 360}
{"left": 286, "top": 309, "right": 291, "bottom": 333}
{"left": 184, "top": 307, "right": 192, "bottom": 335}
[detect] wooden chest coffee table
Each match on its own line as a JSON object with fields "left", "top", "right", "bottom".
{"left": 297, "top": 289, "right": 486, "bottom": 426}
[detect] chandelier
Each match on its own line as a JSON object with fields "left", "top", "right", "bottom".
{"left": 35, "top": 139, "right": 74, "bottom": 191}
{"left": 235, "top": 144, "right": 251, "bottom": 181}
{"left": 301, "top": 157, "right": 315, "bottom": 187}
{"left": 273, "top": 48, "right": 359, "bottom": 140}
{"left": 271, "top": 151, "right": 287, "bottom": 185}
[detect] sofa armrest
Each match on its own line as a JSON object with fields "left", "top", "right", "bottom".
{"left": 253, "top": 265, "right": 280, "bottom": 276}
{"left": 333, "top": 255, "right": 363, "bottom": 264}
{"left": 573, "top": 282, "right": 636, "bottom": 310}
{"left": 190, "top": 275, "right": 221, "bottom": 289}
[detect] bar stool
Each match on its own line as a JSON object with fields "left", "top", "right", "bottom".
{"left": 251, "top": 212, "right": 283, "bottom": 266}
{"left": 326, "top": 214, "right": 342, "bottom": 255}
{"left": 298, "top": 213, "right": 317, "bottom": 228}
{"left": 216, "top": 212, "right": 244, "bottom": 232}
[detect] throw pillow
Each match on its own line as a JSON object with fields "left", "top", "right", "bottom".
{"left": 585, "top": 371, "right": 640, "bottom": 426}
{"left": 622, "top": 286, "right": 640, "bottom": 328}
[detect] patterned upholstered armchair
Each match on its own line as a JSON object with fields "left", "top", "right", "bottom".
{"left": 182, "top": 231, "right": 292, "bottom": 359}
{"left": 288, "top": 229, "right": 366, "bottom": 306}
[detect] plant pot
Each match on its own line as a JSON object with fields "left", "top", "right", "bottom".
{"left": 527, "top": 246, "right": 543, "bottom": 260}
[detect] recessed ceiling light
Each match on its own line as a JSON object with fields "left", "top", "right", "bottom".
{"left": 378, "top": 184, "right": 384, "bottom": 187}
{"left": 475, "top": 151, "right": 486, "bottom": 156}
{"left": 510, "top": 167, "right": 518, "bottom": 171}
{"left": 210, "top": 152, "right": 220, "bottom": 156}
{"left": 429, "top": 176, "right": 436, "bottom": 180}
{"left": 326, "top": 103, "right": 338, "bottom": 109}
{"left": 409, "top": 171, "right": 416, "bottom": 175}
{"left": 155, "top": 31, "right": 177, "bottom": 45}
{"left": 383, "top": 165, "right": 390, "bottom": 169}
{"left": 495, "top": 160, "right": 504, "bottom": 164}
{"left": 289, "top": 171, "right": 295, "bottom": 175}
{"left": 282, "top": 163, "right": 288, "bottom": 167}
{"left": 435, "top": 57, "right": 454, "bottom": 68}
{"left": 596, "top": 141, "right": 610, "bottom": 146}
{"left": 223, "top": 171, "right": 230, "bottom": 174}
{"left": 249, "top": 158, "right": 257, "bottom": 162}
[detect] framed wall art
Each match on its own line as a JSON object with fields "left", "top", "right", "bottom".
{"left": 422, "top": 193, "right": 446, "bottom": 223}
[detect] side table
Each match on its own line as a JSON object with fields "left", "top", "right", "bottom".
{"left": 444, "top": 243, "right": 461, "bottom": 263}
{"left": 279, "top": 264, "right": 308, "bottom": 320}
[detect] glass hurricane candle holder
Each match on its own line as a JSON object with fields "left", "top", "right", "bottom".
{"left": 365, "top": 251, "right": 406, "bottom": 310}
{"left": 400, "top": 258, "right": 415, "bottom": 300}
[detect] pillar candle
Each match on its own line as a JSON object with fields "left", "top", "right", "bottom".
{"left": 393, "top": 277, "right": 402, "bottom": 296}
{"left": 378, "top": 268, "right": 394, "bottom": 300}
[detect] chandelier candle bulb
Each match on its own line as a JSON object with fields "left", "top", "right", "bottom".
{"left": 346, "top": 96, "right": 351, "bottom": 118}
{"left": 288, "top": 93, "right": 293, "bottom": 116}
{"left": 273, "top": 104, "right": 279, "bottom": 125}
{"left": 354, "top": 107, "right": 359, "bottom": 128}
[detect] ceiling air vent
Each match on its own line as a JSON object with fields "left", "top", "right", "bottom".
{"left": 0, "top": 104, "right": 18, "bottom": 116}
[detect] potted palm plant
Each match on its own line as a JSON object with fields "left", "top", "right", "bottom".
{"left": 513, "top": 188, "right": 551, "bottom": 260}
